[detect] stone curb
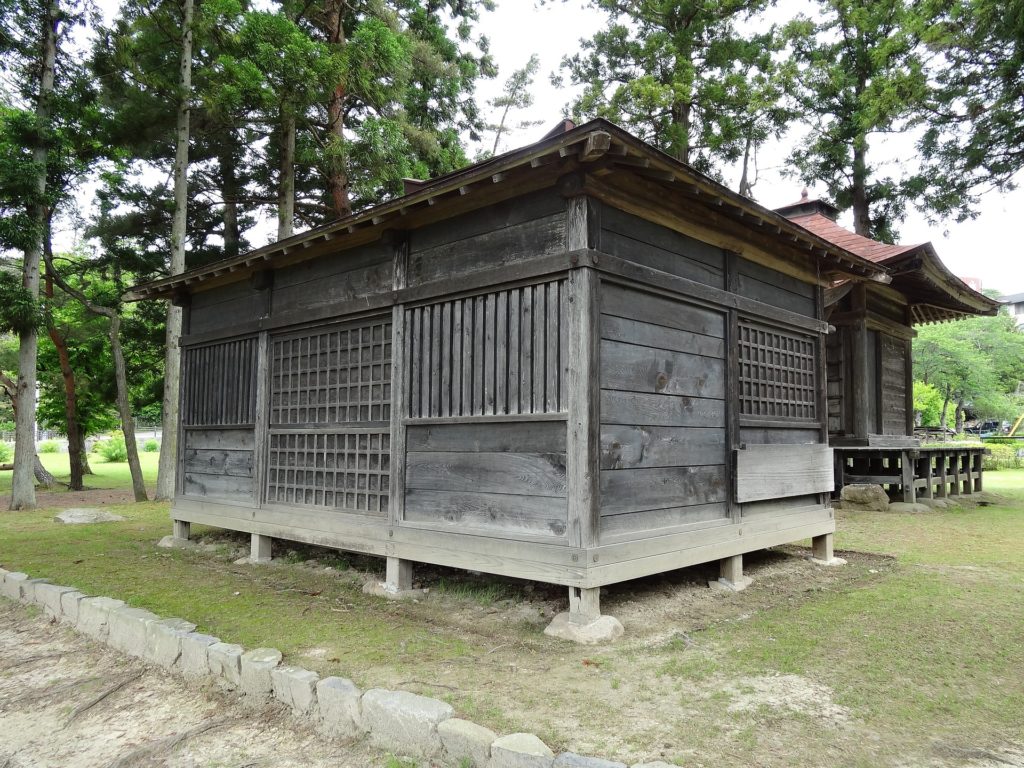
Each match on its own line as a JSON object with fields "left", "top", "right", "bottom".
{"left": 0, "top": 567, "right": 655, "bottom": 767}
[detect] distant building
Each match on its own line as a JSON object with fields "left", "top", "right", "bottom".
{"left": 960, "top": 276, "right": 983, "bottom": 292}
{"left": 1004, "top": 292, "right": 1024, "bottom": 327}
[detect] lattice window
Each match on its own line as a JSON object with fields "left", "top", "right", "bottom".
{"left": 271, "top": 319, "right": 391, "bottom": 426}
{"left": 266, "top": 431, "right": 390, "bottom": 514}
{"left": 737, "top": 321, "right": 818, "bottom": 421}
{"left": 182, "top": 337, "right": 258, "bottom": 426}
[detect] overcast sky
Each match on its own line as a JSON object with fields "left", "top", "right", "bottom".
{"left": 83, "top": 0, "right": 1023, "bottom": 296}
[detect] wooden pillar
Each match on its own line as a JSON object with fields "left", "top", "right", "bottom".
{"left": 923, "top": 454, "right": 935, "bottom": 499}
{"left": 251, "top": 533, "right": 272, "bottom": 563}
{"left": 568, "top": 586, "right": 600, "bottom": 624}
{"left": 173, "top": 519, "right": 190, "bottom": 541}
{"left": 565, "top": 194, "right": 600, "bottom": 552}
{"left": 951, "top": 450, "right": 962, "bottom": 496}
{"left": 850, "top": 285, "right": 870, "bottom": 440}
{"left": 389, "top": 235, "right": 409, "bottom": 529}
{"left": 385, "top": 556, "right": 413, "bottom": 592}
{"left": 974, "top": 451, "right": 983, "bottom": 493}
{"left": 900, "top": 450, "right": 916, "bottom": 503}
{"left": 251, "top": 331, "right": 271, "bottom": 507}
{"left": 812, "top": 533, "right": 834, "bottom": 562}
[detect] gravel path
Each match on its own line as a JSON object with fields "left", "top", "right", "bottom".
{"left": 0, "top": 600, "right": 385, "bottom": 768}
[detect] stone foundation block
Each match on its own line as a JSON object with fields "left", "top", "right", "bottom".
{"left": 77, "top": 596, "right": 125, "bottom": 641}
{"left": 544, "top": 613, "right": 624, "bottom": 645}
{"left": 1, "top": 572, "right": 28, "bottom": 601}
{"left": 439, "top": 718, "right": 496, "bottom": 768}
{"left": 272, "top": 665, "right": 320, "bottom": 715}
{"left": 554, "top": 754, "right": 627, "bottom": 768}
{"left": 631, "top": 763, "right": 676, "bottom": 768}
{"left": 240, "top": 648, "right": 282, "bottom": 700}
{"left": 59, "top": 591, "right": 87, "bottom": 623}
{"left": 34, "top": 583, "right": 76, "bottom": 618}
{"left": 488, "top": 733, "right": 555, "bottom": 768}
{"left": 840, "top": 483, "right": 890, "bottom": 511}
{"left": 208, "top": 642, "right": 244, "bottom": 687}
{"left": 317, "top": 677, "right": 364, "bottom": 740}
{"left": 181, "top": 632, "right": 220, "bottom": 678}
{"left": 107, "top": 606, "right": 160, "bottom": 657}
{"left": 145, "top": 618, "right": 197, "bottom": 669}
{"left": 361, "top": 688, "right": 453, "bottom": 759}
{"left": 19, "top": 577, "right": 51, "bottom": 603}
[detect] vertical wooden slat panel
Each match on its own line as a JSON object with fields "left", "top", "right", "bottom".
{"left": 484, "top": 293, "right": 496, "bottom": 415}
{"left": 546, "top": 281, "right": 559, "bottom": 412}
{"left": 473, "top": 295, "right": 485, "bottom": 414}
{"left": 440, "top": 301, "right": 451, "bottom": 417}
{"left": 520, "top": 287, "right": 533, "bottom": 413}
{"left": 507, "top": 288, "right": 521, "bottom": 414}
{"left": 495, "top": 290, "right": 508, "bottom": 415}
{"left": 533, "top": 284, "right": 546, "bottom": 412}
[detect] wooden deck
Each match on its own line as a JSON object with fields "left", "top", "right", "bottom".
{"left": 834, "top": 446, "right": 986, "bottom": 503}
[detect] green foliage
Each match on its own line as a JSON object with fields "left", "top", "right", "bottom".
{"left": 38, "top": 439, "right": 59, "bottom": 453}
{"left": 913, "top": 381, "right": 944, "bottom": 427}
{"left": 556, "top": 0, "right": 794, "bottom": 181}
{"left": 142, "top": 438, "right": 159, "bottom": 452}
{"left": 785, "top": 0, "right": 928, "bottom": 240}
{"left": 0, "top": 270, "right": 44, "bottom": 335}
{"left": 96, "top": 431, "right": 128, "bottom": 463}
{"left": 0, "top": 442, "right": 12, "bottom": 463}
{"left": 983, "top": 443, "right": 1022, "bottom": 471}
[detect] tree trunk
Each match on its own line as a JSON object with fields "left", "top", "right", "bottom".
{"left": 44, "top": 265, "right": 84, "bottom": 491}
{"left": 79, "top": 431, "right": 93, "bottom": 474}
{"left": 738, "top": 133, "right": 754, "bottom": 197}
{"left": 0, "top": 373, "right": 57, "bottom": 491}
{"left": 939, "top": 385, "right": 951, "bottom": 431}
{"left": 219, "top": 134, "right": 240, "bottom": 259}
{"left": 33, "top": 454, "right": 57, "bottom": 489}
{"left": 955, "top": 399, "right": 965, "bottom": 434}
{"left": 851, "top": 141, "right": 871, "bottom": 237}
{"left": 155, "top": 0, "right": 193, "bottom": 501}
{"left": 11, "top": 0, "right": 59, "bottom": 510}
{"left": 278, "top": 110, "right": 295, "bottom": 240}
{"left": 671, "top": 100, "right": 691, "bottom": 165}
{"left": 324, "top": 0, "right": 351, "bottom": 217}
{"left": 110, "top": 313, "right": 148, "bottom": 501}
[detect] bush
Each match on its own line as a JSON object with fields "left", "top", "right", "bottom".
{"left": 97, "top": 432, "right": 128, "bottom": 463}
{"left": 38, "top": 440, "right": 59, "bottom": 453}
{"left": 983, "top": 443, "right": 1022, "bottom": 471}
{"left": 142, "top": 438, "right": 159, "bottom": 452}
{"left": 0, "top": 442, "right": 11, "bottom": 463}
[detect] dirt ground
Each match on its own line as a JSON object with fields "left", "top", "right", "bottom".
{"left": 0, "top": 601, "right": 385, "bottom": 768}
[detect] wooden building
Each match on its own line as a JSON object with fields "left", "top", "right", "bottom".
{"left": 775, "top": 193, "right": 1000, "bottom": 503}
{"left": 129, "top": 121, "right": 890, "bottom": 632}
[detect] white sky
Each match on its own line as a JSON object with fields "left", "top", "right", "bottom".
{"left": 81, "top": 0, "right": 1024, "bottom": 295}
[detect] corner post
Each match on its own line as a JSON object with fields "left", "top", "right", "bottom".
{"left": 388, "top": 232, "right": 409, "bottom": 530}
{"left": 850, "top": 284, "right": 870, "bottom": 440}
{"left": 172, "top": 519, "right": 190, "bottom": 541}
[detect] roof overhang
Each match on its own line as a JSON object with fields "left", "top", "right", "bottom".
{"left": 125, "top": 119, "right": 889, "bottom": 302}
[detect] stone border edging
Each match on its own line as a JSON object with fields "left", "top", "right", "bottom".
{"left": 0, "top": 566, "right": 671, "bottom": 768}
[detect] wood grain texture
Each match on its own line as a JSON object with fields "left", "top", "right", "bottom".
{"left": 404, "top": 489, "right": 568, "bottom": 537}
{"left": 734, "top": 444, "right": 834, "bottom": 502}
{"left": 183, "top": 472, "right": 254, "bottom": 500}
{"left": 601, "top": 283, "right": 725, "bottom": 338}
{"left": 600, "top": 465, "right": 727, "bottom": 515}
{"left": 601, "top": 204, "right": 725, "bottom": 269}
{"left": 189, "top": 282, "right": 265, "bottom": 335}
{"left": 601, "top": 390, "right": 726, "bottom": 427}
{"left": 600, "top": 339, "right": 725, "bottom": 399}
{"left": 600, "top": 315, "right": 725, "bottom": 358}
{"left": 184, "top": 429, "right": 255, "bottom": 451}
{"left": 600, "top": 425, "right": 726, "bottom": 469}
{"left": 406, "top": 421, "right": 566, "bottom": 453}
{"left": 739, "top": 426, "right": 821, "bottom": 444}
{"left": 599, "top": 503, "right": 728, "bottom": 537}
{"left": 405, "top": 451, "right": 567, "bottom": 497}
{"left": 183, "top": 449, "right": 253, "bottom": 477}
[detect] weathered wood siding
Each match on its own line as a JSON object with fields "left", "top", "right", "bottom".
{"left": 406, "top": 190, "right": 566, "bottom": 286}
{"left": 599, "top": 206, "right": 725, "bottom": 286}
{"left": 182, "top": 429, "right": 255, "bottom": 501}
{"left": 190, "top": 282, "right": 266, "bottom": 335}
{"left": 598, "top": 282, "right": 729, "bottom": 538}
{"left": 401, "top": 277, "right": 569, "bottom": 540}
{"left": 734, "top": 258, "right": 817, "bottom": 316}
{"left": 404, "top": 422, "right": 568, "bottom": 537}
{"left": 825, "top": 329, "right": 846, "bottom": 434}
{"left": 405, "top": 280, "right": 568, "bottom": 418}
{"left": 272, "top": 243, "right": 392, "bottom": 317}
{"left": 879, "top": 333, "right": 908, "bottom": 435}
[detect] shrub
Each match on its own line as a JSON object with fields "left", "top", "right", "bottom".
{"left": 142, "top": 438, "right": 159, "bottom": 453}
{"left": 0, "top": 442, "right": 11, "bottom": 463}
{"left": 38, "top": 440, "right": 59, "bottom": 453}
{"left": 97, "top": 432, "right": 128, "bottom": 463}
{"left": 983, "top": 443, "right": 1022, "bottom": 471}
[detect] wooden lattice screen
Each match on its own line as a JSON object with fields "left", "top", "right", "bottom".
{"left": 406, "top": 279, "right": 568, "bottom": 418}
{"left": 737, "top": 321, "right": 818, "bottom": 421}
{"left": 267, "top": 317, "right": 392, "bottom": 514}
{"left": 182, "top": 337, "right": 258, "bottom": 426}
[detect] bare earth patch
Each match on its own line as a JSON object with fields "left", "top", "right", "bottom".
{"left": 723, "top": 674, "right": 851, "bottom": 724}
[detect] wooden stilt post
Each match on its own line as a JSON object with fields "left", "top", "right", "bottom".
{"left": 901, "top": 450, "right": 916, "bottom": 503}
{"left": 385, "top": 556, "right": 413, "bottom": 592}
{"left": 720, "top": 554, "right": 743, "bottom": 585}
{"left": 812, "top": 533, "right": 833, "bottom": 562}
{"left": 173, "top": 520, "right": 190, "bottom": 541}
{"left": 568, "top": 586, "right": 600, "bottom": 624}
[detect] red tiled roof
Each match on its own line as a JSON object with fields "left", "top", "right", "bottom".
{"left": 786, "top": 211, "right": 920, "bottom": 264}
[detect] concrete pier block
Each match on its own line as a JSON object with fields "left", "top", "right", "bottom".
{"left": 271, "top": 665, "right": 320, "bottom": 715}
{"left": 361, "top": 688, "right": 453, "bottom": 759}
{"left": 240, "top": 648, "right": 282, "bottom": 700}
{"left": 317, "top": 677, "right": 364, "bottom": 740}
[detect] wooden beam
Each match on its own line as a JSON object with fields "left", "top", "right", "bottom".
{"left": 579, "top": 131, "right": 612, "bottom": 162}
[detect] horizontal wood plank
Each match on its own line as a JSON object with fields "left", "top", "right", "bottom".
{"left": 406, "top": 451, "right": 567, "bottom": 497}
{"left": 601, "top": 283, "right": 725, "bottom": 338}
{"left": 600, "top": 339, "right": 726, "bottom": 399}
{"left": 600, "top": 425, "right": 726, "bottom": 469}
{"left": 600, "top": 502, "right": 728, "bottom": 537}
{"left": 600, "top": 464, "right": 727, "bottom": 515}
{"left": 406, "top": 421, "right": 566, "bottom": 453}
{"left": 404, "top": 489, "right": 568, "bottom": 537}
{"left": 735, "top": 444, "right": 834, "bottom": 502}
{"left": 183, "top": 449, "right": 253, "bottom": 478}
{"left": 184, "top": 428, "right": 255, "bottom": 451}
{"left": 600, "top": 315, "right": 725, "bottom": 359}
{"left": 183, "top": 472, "right": 254, "bottom": 499}
{"left": 601, "top": 389, "right": 726, "bottom": 428}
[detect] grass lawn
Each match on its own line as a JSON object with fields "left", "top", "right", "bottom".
{"left": 0, "top": 451, "right": 161, "bottom": 493}
{"left": 1, "top": 461, "right": 1022, "bottom": 767}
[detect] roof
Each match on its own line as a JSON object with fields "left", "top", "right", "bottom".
{"left": 126, "top": 119, "right": 889, "bottom": 301}
{"left": 775, "top": 197, "right": 1001, "bottom": 324}
{"left": 1002, "top": 292, "right": 1024, "bottom": 304}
